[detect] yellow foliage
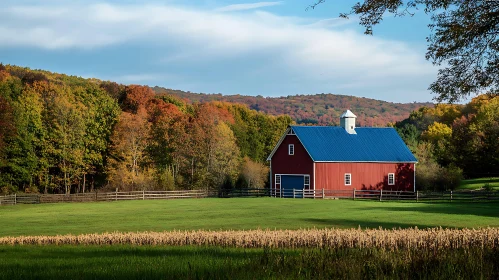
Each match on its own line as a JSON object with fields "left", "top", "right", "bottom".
{"left": 421, "top": 122, "right": 452, "bottom": 142}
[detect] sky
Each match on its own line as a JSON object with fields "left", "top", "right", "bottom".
{"left": 0, "top": 0, "right": 438, "bottom": 103}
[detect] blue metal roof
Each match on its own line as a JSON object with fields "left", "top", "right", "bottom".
{"left": 291, "top": 126, "right": 417, "bottom": 162}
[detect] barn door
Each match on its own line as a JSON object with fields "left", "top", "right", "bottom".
{"left": 281, "top": 175, "right": 306, "bottom": 198}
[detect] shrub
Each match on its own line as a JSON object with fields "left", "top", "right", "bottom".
{"left": 483, "top": 183, "right": 494, "bottom": 192}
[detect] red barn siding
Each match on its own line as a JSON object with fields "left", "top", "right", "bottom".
{"left": 271, "top": 135, "right": 314, "bottom": 190}
{"left": 315, "top": 162, "right": 414, "bottom": 191}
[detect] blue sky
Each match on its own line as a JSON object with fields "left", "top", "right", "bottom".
{"left": 1, "top": 0, "right": 437, "bottom": 103}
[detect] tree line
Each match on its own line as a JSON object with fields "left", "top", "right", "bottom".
{"left": 394, "top": 94, "right": 499, "bottom": 190}
{"left": 0, "top": 65, "right": 292, "bottom": 194}
{"left": 153, "top": 87, "right": 431, "bottom": 127}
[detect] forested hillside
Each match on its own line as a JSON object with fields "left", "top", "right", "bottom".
{"left": 395, "top": 95, "right": 499, "bottom": 190}
{"left": 153, "top": 87, "right": 433, "bottom": 127}
{"left": 0, "top": 65, "right": 292, "bottom": 194}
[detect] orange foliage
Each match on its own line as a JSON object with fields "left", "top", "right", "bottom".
{"left": 123, "top": 85, "right": 155, "bottom": 114}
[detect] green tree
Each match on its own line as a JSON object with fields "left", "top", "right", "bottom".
{"left": 44, "top": 88, "right": 87, "bottom": 194}
{"left": 1, "top": 85, "right": 45, "bottom": 192}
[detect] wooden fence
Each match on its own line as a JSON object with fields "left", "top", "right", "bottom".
{"left": 269, "top": 188, "right": 499, "bottom": 202}
{"left": 2, "top": 189, "right": 499, "bottom": 206}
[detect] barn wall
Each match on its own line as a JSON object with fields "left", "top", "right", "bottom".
{"left": 315, "top": 162, "right": 414, "bottom": 191}
{"left": 271, "top": 135, "right": 314, "bottom": 190}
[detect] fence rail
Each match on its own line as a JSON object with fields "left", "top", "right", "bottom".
{"left": 2, "top": 189, "right": 499, "bottom": 206}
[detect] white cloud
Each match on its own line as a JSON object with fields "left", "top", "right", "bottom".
{"left": 215, "top": 1, "right": 283, "bottom": 12}
{"left": 0, "top": 1, "right": 436, "bottom": 102}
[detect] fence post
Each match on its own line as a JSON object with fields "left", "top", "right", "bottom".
{"left": 95, "top": 191, "right": 98, "bottom": 202}
{"left": 115, "top": 188, "right": 118, "bottom": 201}
{"left": 14, "top": 193, "right": 17, "bottom": 205}
{"left": 303, "top": 188, "right": 305, "bottom": 199}
{"left": 353, "top": 189, "right": 356, "bottom": 200}
{"left": 293, "top": 189, "right": 295, "bottom": 199}
{"left": 416, "top": 191, "right": 419, "bottom": 202}
{"left": 322, "top": 188, "right": 325, "bottom": 199}
{"left": 379, "top": 189, "right": 383, "bottom": 201}
{"left": 143, "top": 190, "right": 145, "bottom": 200}
{"left": 450, "top": 190, "right": 453, "bottom": 202}
{"left": 280, "top": 188, "right": 282, "bottom": 198}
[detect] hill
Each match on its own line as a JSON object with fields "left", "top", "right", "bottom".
{"left": 153, "top": 87, "right": 433, "bottom": 127}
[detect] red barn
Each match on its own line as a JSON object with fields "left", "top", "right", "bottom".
{"left": 267, "top": 110, "right": 417, "bottom": 195}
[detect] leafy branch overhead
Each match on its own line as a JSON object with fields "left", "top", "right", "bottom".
{"left": 309, "top": 0, "right": 499, "bottom": 103}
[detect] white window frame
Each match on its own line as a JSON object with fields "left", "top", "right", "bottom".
{"left": 275, "top": 174, "right": 281, "bottom": 187}
{"left": 388, "top": 173, "right": 395, "bottom": 185}
{"left": 344, "top": 173, "right": 351, "bottom": 186}
{"left": 287, "top": 128, "right": 295, "bottom": 135}
{"left": 304, "top": 175, "right": 310, "bottom": 189}
{"left": 288, "top": 144, "right": 294, "bottom": 155}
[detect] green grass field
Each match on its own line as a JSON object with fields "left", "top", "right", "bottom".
{"left": 1, "top": 198, "right": 499, "bottom": 237}
{"left": 2, "top": 198, "right": 499, "bottom": 279}
{"left": 459, "top": 177, "right": 499, "bottom": 190}
{"left": 0, "top": 245, "right": 496, "bottom": 279}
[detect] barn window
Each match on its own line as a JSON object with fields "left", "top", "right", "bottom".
{"left": 344, "top": 173, "right": 351, "bottom": 186}
{"left": 275, "top": 175, "right": 281, "bottom": 185}
{"left": 288, "top": 144, "right": 294, "bottom": 155}
{"left": 388, "top": 173, "right": 395, "bottom": 185}
{"left": 304, "top": 175, "right": 310, "bottom": 188}
{"left": 287, "top": 128, "right": 295, "bottom": 135}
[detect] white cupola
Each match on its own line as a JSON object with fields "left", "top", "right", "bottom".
{"left": 340, "top": 110, "right": 357, "bottom": 134}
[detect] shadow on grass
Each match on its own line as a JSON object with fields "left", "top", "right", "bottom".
{"left": 12, "top": 246, "right": 262, "bottom": 260}
{"left": 354, "top": 201, "right": 499, "bottom": 219}
{"left": 461, "top": 178, "right": 499, "bottom": 185}
{"left": 0, "top": 246, "right": 268, "bottom": 280}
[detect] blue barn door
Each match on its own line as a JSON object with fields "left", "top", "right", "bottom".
{"left": 281, "top": 175, "right": 305, "bottom": 198}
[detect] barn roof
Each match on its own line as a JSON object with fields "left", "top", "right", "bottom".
{"left": 268, "top": 126, "right": 417, "bottom": 162}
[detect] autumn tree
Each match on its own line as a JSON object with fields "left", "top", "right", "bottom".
{"left": 108, "top": 111, "right": 151, "bottom": 191}
{"left": 122, "top": 85, "right": 155, "bottom": 114}
{"left": 210, "top": 122, "right": 240, "bottom": 187}
{"left": 148, "top": 99, "right": 188, "bottom": 189}
{"left": 310, "top": 0, "right": 499, "bottom": 102}
{"left": 241, "top": 157, "right": 269, "bottom": 188}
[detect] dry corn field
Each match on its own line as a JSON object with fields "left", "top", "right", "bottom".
{"left": 2, "top": 227, "right": 499, "bottom": 250}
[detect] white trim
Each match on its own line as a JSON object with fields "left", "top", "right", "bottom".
{"left": 266, "top": 126, "right": 316, "bottom": 162}
{"left": 266, "top": 127, "right": 291, "bottom": 161}
{"left": 313, "top": 162, "right": 316, "bottom": 190}
{"left": 344, "top": 173, "right": 351, "bottom": 186}
{"left": 275, "top": 174, "right": 310, "bottom": 190}
{"left": 388, "top": 173, "right": 395, "bottom": 185}
{"left": 269, "top": 159, "right": 272, "bottom": 196}
{"left": 275, "top": 174, "right": 281, "bottom": 194}
{"left": 288, "top": 144, "right": 294, "bottom": 155}
{"left": 287, "top": 128, "right": 295, "bottom": 135}
{"left": 292, "top": 129, "right": 315, "bottom": 161}
{"left": 413, "top": 163, "right": 416, "bottom": 192}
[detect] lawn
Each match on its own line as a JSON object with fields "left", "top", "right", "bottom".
{"left": 1, "top": 198, "right": 499, "bottom": 237}
{"left": 458, "top": 177, "right": 499, "bottom": 190}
